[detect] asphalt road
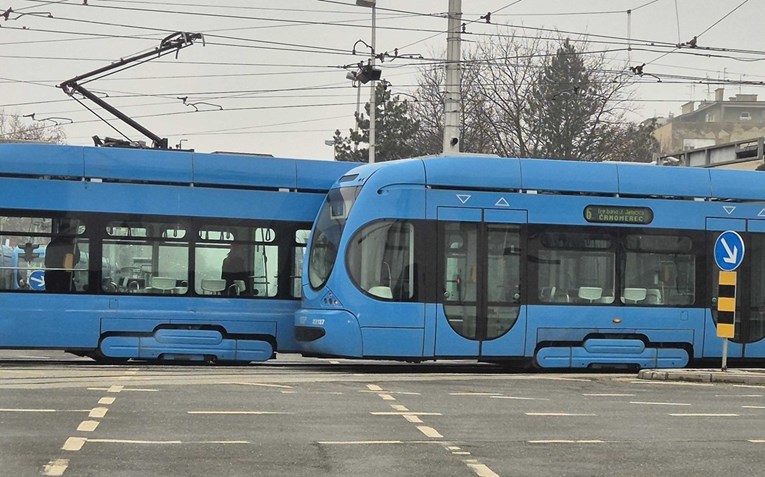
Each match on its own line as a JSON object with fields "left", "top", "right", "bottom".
{"left": 2, "top": 351, "right": 764, "bottom": 477}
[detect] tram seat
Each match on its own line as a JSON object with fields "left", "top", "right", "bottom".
{"left": 541, "top": 286, "right": 570, "bottom": 303}
{"left": 150, "top": 276, "right": 177, "bottom": 294}
{"left": 201, "top": 278, "right": 226, "bottom": 295}
{"left": 598, "top": 295, "right": 614, "bottom": 304}
{"left": 121, "top": 277, "right": 144, "bottom": 292}
{"left": 540, "top": 286, "right": 556, "bottom": 302}
{"left": 235, "top": 280, "right": 246, "bottom": 294}
{"left": 644, "top": 288, "right": 662, "bottom": 304}
{"left": 622, "top": 287, "right": 647, "bottom": 304}
{"left": 368, "top": 286, "right": 393, "bottom": 299}
{"left": 227, "top": 280, "right": 247, "bottom": 296}
{"left": 578, "top": 286, "right": 603, "bottom": 303}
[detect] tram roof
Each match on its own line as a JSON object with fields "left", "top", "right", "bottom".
{"left": 413, "top": 155, "right": 765, "bottom": 201}
{"left": 0, "top": 143, "right": 353, "bottom": 191}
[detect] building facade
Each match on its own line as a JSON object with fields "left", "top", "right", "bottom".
{"left": 654, "top": 88, "right": 765, "bottom": 155}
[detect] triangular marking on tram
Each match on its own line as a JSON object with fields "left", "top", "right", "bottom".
{"left": 495, "top": 197, "right": 510, "bottom": 207}
{"left": 723, "top": 206, "right": 736, "bottom": 215}
{"left": 457, "top": 194, "right": 471, "bottom": 204}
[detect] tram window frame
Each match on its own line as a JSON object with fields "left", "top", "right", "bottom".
{"left": 346, "top": 219, "right": 420, "bottom": 302}
{"left": 621, "top": 232, "right": 698, "bottom": 307}
{"left": 194, "top": 222, "right": 281, "bottom": 298}
{"left": 291, "top": 228, "right": 312, "bottom": 298}
{"left": 0, "top": 213, "right": 90, "bottom": 293}
{"left": 738, "top": 232, "right": 765, "bottom": 343}
{"left": 530, "top": 228, "right": 616, "bottom": 305}
{"left": 103, "top": 220, "right": 190, "bottom": 296}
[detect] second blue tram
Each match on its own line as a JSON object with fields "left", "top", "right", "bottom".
{"left": 295, "top": 155, "right": 765, "bottom": 369}
{"left": 0, "top": 143, "right": 354, "bottom": 363}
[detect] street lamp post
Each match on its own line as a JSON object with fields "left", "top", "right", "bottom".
{"left": 356, "top": 0, "right": 376, "bottom": 164}
{"left": 443, "top": 0, "right": 462, "bottom": 154}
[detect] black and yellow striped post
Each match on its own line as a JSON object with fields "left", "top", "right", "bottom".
{"left": 716, "top": 271, "right": 737, "bottom": 339}
{"left": 717, "top": 270, "right": 737, "bottom": 371}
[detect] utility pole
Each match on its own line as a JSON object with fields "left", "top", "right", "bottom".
{"left": 369, "top": 1, "right": 377, "bottom": 163}
{"left": 443, "top": 0, "right": 462, "bottom": 154}
{"left": 356, "top": 0, "right": 377, "bottom": 163}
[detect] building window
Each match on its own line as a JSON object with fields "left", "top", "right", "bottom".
{"left": 740, "top": 112, "right": 751, "bottom": 120}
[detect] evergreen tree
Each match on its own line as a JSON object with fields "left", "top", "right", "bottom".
{"left": 527, "top": 38, "right": 606, "bottom": 160}
{"left": 332, "top": 82, "right": 424, "bottom": 162}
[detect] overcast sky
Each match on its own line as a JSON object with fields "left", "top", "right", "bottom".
{"left": 2, "top": 0, "right": 762, "bottom": 159}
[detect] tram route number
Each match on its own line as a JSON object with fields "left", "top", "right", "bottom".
{"left": 584, "top": 205, "right": 653, "bottom": 225}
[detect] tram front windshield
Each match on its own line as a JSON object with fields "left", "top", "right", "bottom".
{"left": 308, "top": 186, "right": 359, "bottom": 289}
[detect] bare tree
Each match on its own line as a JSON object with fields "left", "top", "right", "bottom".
{"left": 412, "top": 31, "right": 643, "bottom": 161}
{"left": 0, "top": 109, "right": 66, "bottom": 143}
{"left": 413, "top": 45, "right": 511, "bottom": 156}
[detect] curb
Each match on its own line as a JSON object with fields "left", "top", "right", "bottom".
{"left": 638, "top": 369, "right": 765, "bottom": 385}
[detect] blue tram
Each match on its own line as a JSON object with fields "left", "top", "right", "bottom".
{"left": 295, "top": 155, "right": 765, "bottom": 369}
{"left": 0, "top": 143, "right": 353, "bottom": 363}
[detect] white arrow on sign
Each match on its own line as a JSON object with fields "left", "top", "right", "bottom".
{"left": 721, "top": 238, "right": 739, "bottom": 264}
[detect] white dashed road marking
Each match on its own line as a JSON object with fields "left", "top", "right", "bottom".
{"left": 630, "top": 401, "right": 691, "bottom": 406}
{"left": 366, "top": 382, "right": 501, "bottom": 477}
{"left": 416, "top": 426, "right": 443, "bottom": 438}
{"left": 583, "top": 393, "right": 636, "bottom": 397}
{"left": 525, "top": 412, "right": 597, "bottom": 416}
{"left": 529, "top": 440, "right": 606, "bottom": 444}
{"left": 466, "top": 462, "right": 500, "bottom": 477}
{"left": 187, "top": 411, "right": 292, "bottom": 415}
{"left": 62, "top": 437, "right": 86, "bottom": 452}
{"left": 41, "top": 458, "right": 69, "bottom": 476}
{"left": 89, "top": 407, "right": 108, "bottom": 418}
{"left": 76, "top": 421, "right": 100, "bottom": 432}
{"left": 669, "top": 413, "right": 739, "bottom": 417}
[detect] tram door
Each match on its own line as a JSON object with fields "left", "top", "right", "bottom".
{"left": 707, "top": 218, "right": 765, "bottom": 359}
{"left": 434, "top": 207, "right": 526, "bottom": 358}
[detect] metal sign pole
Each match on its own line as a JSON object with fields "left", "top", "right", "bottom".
{"left": 714, "top": 231, "right": 744, "bottom": 373}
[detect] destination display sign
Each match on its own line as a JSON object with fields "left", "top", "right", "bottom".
{"left": 584, "top": 205, "right": 654, "bottom": 225}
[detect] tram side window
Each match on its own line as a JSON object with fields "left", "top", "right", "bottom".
{"left": 292, "top": 229, "right": 310, "bottom": 298}
{"left": 347, "top": 220, "right": 416, "bottom": 301}
{"left": 195, "top": 225, "right": 279, "bottom": 297}
{"left": 622, "top": 234, "right": 695, "bottom": 306}
{"left": 246, "top": 227, "right": 278, "bottom": 298}
{"left": 532, "top": 231, "right": 615, "bottom": 304}
{"left": 486, "top": 224, "right": 522, "bottom": 339}
{"left": 745, "top": 234, "right": 765, "bottom": 342}
{"left": 0, "top": 216, "right": 89, "bottom": 293}
{"left": 104, "top": 222, "right": 188, "bottom": 294}
{"left": 252, "top": 242, "right": 279, "bottom": 298}
{"left": 0, "top": 242, "right": 12, "bottom": 290}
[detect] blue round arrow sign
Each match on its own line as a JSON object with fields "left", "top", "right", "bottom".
{"left": 28, "top": 269, "right": 46, "bottom": 291}
{"left": 714, "top": 230, "right": 745, "bottom": 271}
